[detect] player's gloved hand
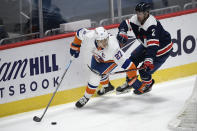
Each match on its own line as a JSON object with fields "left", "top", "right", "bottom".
{"left": 70, "top": 43, "right": 80, "bottom": 58}
{"left": 143, "top": 58, "right": 154, "bottom": 71}
{"left": 117, "top": 31, "right": 128, "bottom": 44}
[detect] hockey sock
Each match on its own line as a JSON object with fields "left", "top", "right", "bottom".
{"left": 127, "top": 76, "right": 138, "bottom": 86}
{"left": 84, "top": 83, "right": 97, "bottom": 98}
{"left": 100, "top": 77, "right": 109, "bottom": 88}
{"left": 125, "top": 62, "right": 137, "bottom": 86}
{"left": 126, "top": 62, "right": 137, "bottom": 80}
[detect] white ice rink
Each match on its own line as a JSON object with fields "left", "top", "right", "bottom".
{"left": 0, "top": 75, "right": 196, "bottom": 131}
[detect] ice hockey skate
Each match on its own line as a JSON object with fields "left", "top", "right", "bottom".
{"left": 75, "top": 96, "right": 89, "bottom": 108}
{"left": 134, "top": 79, "right": 155, "bottom": 95}
{"left": 116, "top": 82, "right": 132, "bottom": 95}
{"left": 97, "top": 82, "right": 114, "bottom": 96}
{"left": 116, "top": 77, "right": 137, "bottom": 95}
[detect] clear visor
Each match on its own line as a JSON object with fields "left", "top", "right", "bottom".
{"left": 96, "top": 37, "right": 109, "bottom": 48}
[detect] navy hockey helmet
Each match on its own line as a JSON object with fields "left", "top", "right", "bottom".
{"left": 135, "top": 2, "right": 151, "bottom": 12}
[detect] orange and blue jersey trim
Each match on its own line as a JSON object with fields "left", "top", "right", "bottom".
{"left": 93, "top": 55, "right": 114, "bottom": 63}
{"left": 91, "top": 56, "right": 117, "bottom": 75}
{"left": 73, "top": 34, "right": 82, "bottom": 45}
{"left": 70, "top": 34, "right": 82, "bottom": 51}
{"left": 102, "top": 63, "right": 117, "bottom": 75}
{"left": 70, "top": 43, "right": 81, "bottom": 51}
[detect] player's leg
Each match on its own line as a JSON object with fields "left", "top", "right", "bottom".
{"left": 116, "top": 62, "right": 137, "bottom": 94}
{"left": 132, "top": 78, "right": 155, "bottom": 95}
{"left": 76, "top": 57, "right": 102, "bottom": 108}
{"left": 96, "top": 60, "right": 117, "bottom": 96}
{"left": 76, "top": 57, "right": 117, "bottom": 107}
{"left": 133, "top": 62, "right": 156, "bottom": 95}
{"left": 75, "top": 70, "right": 100, "bottom": 108}
{"left": 133, "top": 52, "right": 171, "bottom": 95}
{"left": 116, "top": 45, "right": 145, "bottom": 94}
{"left": 97, "top": 75, "right": 115, "bottom": 95}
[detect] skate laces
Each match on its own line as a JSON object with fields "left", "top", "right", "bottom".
{"left": 100, "top": 86, "right": 110, "bottom": 93}
{"left": 79, "top": 96, "right": 88, "bottom": 104}
{"left": 100, "top": 83, "right": 113, "bottom": 93}
{"left": 100, "top": 87, "right": 105, "bottom": 93}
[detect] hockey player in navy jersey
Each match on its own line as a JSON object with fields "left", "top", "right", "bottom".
{"left": 116, "top": 2, "right": 173, "bottom": 95}
{"left": 70, "top": 27, "right": 137, "bottom": 108}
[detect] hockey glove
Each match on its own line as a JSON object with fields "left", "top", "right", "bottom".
{"left": 70, "top": 43, "right": 80, "bottom": 58}
{"left": 117, "top": 31, "right": 128, "bottom": 44}
{"left": 143, "top": 58, "right": 154, "bottom": 71}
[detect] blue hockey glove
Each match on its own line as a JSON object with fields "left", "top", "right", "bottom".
{"left": 70, "top": 43, "right": 80, "bottom": 58}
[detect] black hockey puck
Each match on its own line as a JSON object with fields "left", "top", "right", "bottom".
{"left": 51, "top": 122, "right": 57, "bottom": 125}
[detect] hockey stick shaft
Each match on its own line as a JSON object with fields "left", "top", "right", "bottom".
{"left": 38, "top": 57, "right": 74, "bottom": 121}
{"left": 87, "top": 64, "right": 143, "bottom": 76}
{"left": 109, "top": 67, "right": 143, "bottom": 75}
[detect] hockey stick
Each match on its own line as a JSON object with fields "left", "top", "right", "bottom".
{"left": 33, "top": 57, "right": 74, "bottom": 122}
{"left": 87, "top": 64, "right": 143, "bottom": 76}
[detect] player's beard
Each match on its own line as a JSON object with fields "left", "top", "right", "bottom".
{"left": 137, "top": 12, "right": 149, "bottom": 25}
{"left": 96, "top": 38, "right": 108, "bottom": 48}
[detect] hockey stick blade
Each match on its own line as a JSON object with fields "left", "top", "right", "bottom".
{"left": 33, "top": 116, "right": 41, "bottom": 122}
{"left": 33, "top": 57, "right": 74, "bottom": 122}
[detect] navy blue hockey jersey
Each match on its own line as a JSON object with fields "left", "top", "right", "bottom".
{"left": 118, "top": 14, "right": 173, "bottom": 59}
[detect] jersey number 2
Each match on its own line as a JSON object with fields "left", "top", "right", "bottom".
{"left": 152, "top": 29, "right": 155, "bottom": 36}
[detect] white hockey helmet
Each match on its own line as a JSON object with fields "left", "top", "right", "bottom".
{"left": 95, "top": 27, "right": 109, "bottom": 40}
{"left": 95, "top": 27, "right": 109, "bottom": 48}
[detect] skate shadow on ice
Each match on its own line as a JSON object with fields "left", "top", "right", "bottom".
{"left": 83, "top": 92, "right": 169, "bottom": 114}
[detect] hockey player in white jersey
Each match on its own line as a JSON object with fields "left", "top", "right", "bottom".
{"left": 70, "top": 27, "right": 137, "bottom": 108}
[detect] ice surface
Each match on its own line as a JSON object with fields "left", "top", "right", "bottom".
{"left": 0, "top": 75, "right": 196, "bottom": 131}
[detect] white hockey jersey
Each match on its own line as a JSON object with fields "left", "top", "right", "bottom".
{"left": 76, "top": 28, "right": 128, "bottom": 67}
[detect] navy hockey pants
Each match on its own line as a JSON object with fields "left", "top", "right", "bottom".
{"left": 129, "top": 44, "right": 172, "bottom": 81}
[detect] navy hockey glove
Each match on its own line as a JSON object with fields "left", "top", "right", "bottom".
{"left": 117, "top": 31, "right": 128, "bottom": 44}
{"left": 70, "top": 43, "right": 80, "bottom": 58}
{"left": 143, "top": 58, "right": 154, "bottom": 71}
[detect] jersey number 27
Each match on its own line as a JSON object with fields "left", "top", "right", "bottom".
{"left": 115, "top": 50, "right": 123, "bottom": 60}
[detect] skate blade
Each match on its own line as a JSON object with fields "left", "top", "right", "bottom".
{"left": 97, "top": 90, "right": 115, "bottom": 96}
{"left": 116, "top": 89, "right": 131, "bottom": 95}
{"left": 103, "top": 90, "right": 115, "bottom": 95}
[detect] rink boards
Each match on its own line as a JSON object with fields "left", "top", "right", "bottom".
{"left": 0, "top": 9, "right": 197, "bottom": 117}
